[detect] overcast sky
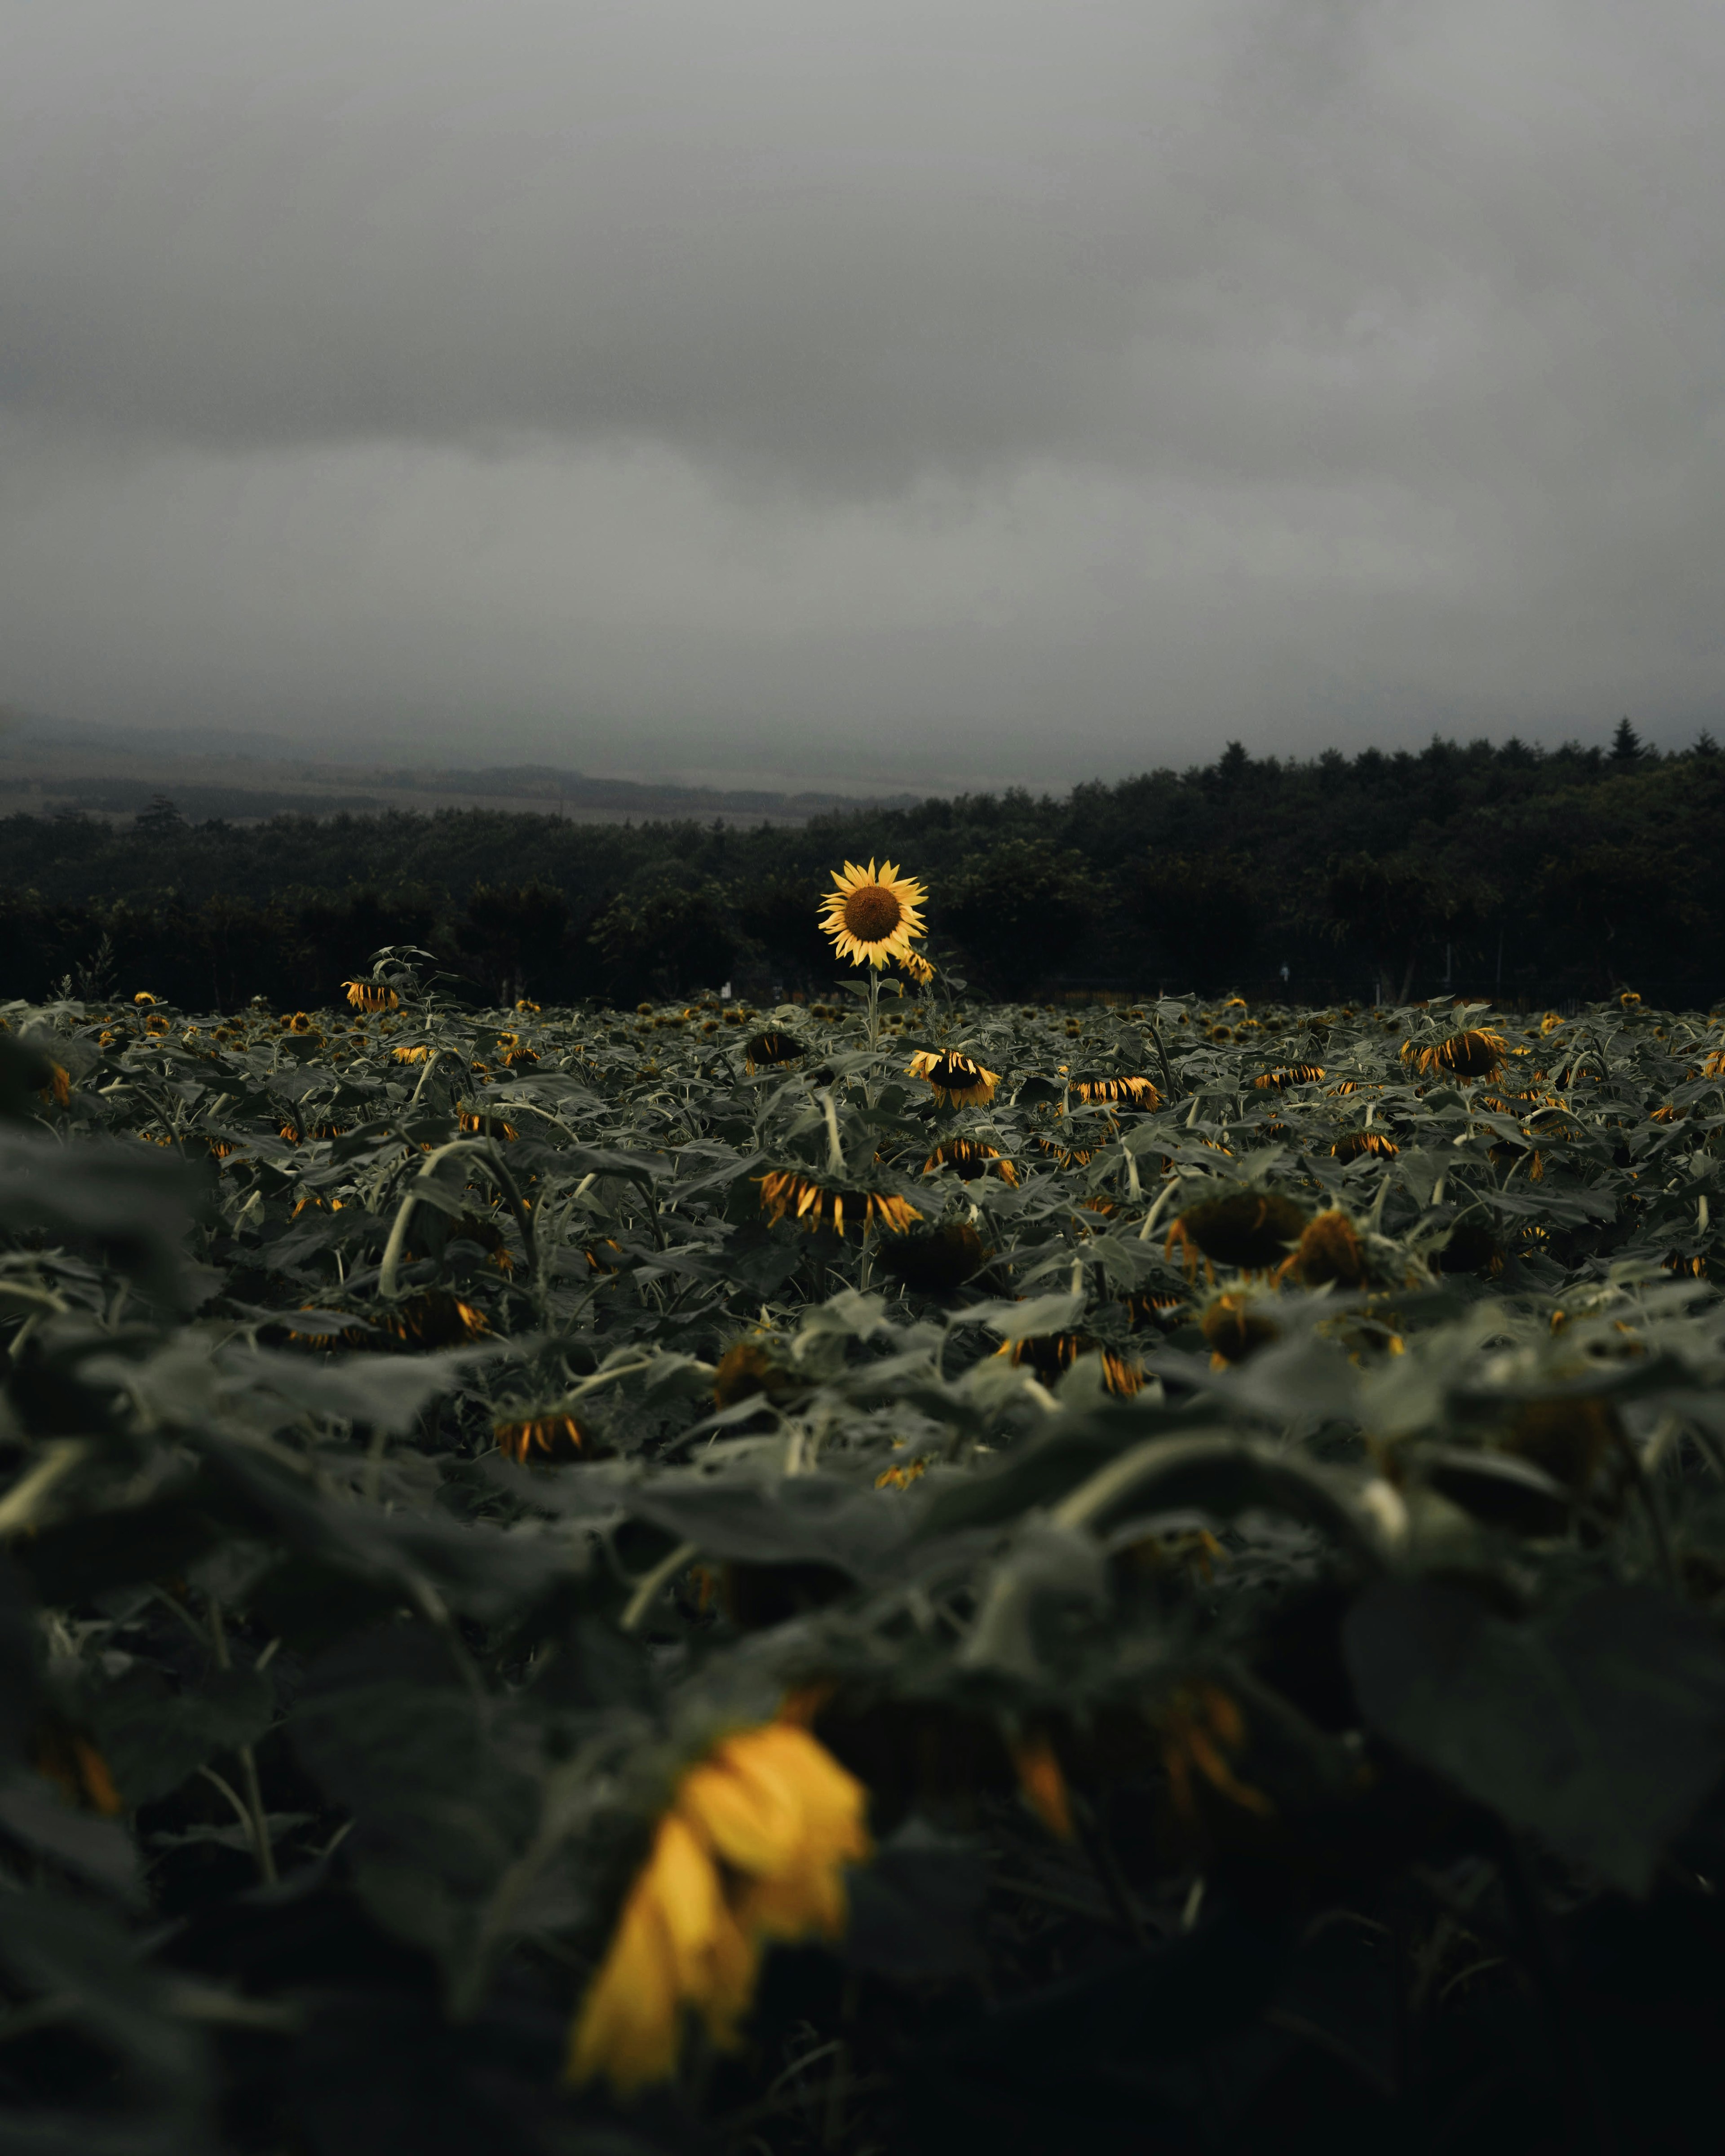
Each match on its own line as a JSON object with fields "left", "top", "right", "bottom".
{"left": 3, "top": 0, "right": 1723, "bottom": 791}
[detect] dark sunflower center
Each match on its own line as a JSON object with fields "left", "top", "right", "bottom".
{"left": 844, "top": 884, "right": 902, "bottom": 941}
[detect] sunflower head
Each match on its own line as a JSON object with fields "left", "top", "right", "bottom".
{"left": 1200, "top": 1292, "right": 1280, "bottom": 1367}
{"left": 1253, "top": 1064, "right": 1326, "bottom": 1091}
{"left": 1071, "top": 1075, "right": 1161, "bottom": 1109}
{"left": 923, "top": 1137, "right": 1019, "bottom": 1186}
{"left": 1281, "top": 1210, "right": 1369, "bottom": 1289}
{"left": 1167, "top": 1188, "right": 1309, "bottom": 1277}
{"left": 819, "top": 860, "right": 928, "bottom": 969}
{"left": 1332, "top": 1130, "right": 1399, "bottom": 1162}
{"left": 712, "top": 1338, "right": 809, "bottom": 1411}
{"left": 744, "top": 1029, "right": 805, "bottom": 1075}
{"left": 875, "top": 1220, "right": 991, "bottom": 1301}
{"left": 494, "top": 1412, "right": 584, "bottom": 1464}
{"left": 898, "top": 947, "right": 937, "bottom": 987}
{"left": 998, "top": 1333, "right": 1142, "bottom": 1396}
{"left": 343, "top": 979, "right": 401, "bottom": 1013}
{"left": 907, "top": 1049, "right": 1000, "bottom": 1107}
{"left": 1403, "top": 1028, "right": 1506, "bottom": 1081}
{"left": 757, "top": 1169, "right": 920, "bottom": 1240}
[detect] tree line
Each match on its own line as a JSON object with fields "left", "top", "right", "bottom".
{"left": 5, "top": 720, "right": 1721, "bottom": 1010}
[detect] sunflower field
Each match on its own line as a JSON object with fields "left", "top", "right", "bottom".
{"left": 4, "top": 906, "right": 1725, "bottom": 2154}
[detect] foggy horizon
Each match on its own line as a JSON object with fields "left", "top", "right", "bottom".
{"left": 4, "top": 1, "right": 1724, "bottom": 793}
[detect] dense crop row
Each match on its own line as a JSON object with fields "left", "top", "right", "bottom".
{"left": 3, "top": 954, "right": 1725, "bottom": 2153}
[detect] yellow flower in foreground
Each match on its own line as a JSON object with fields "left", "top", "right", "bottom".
{"left": 820, "top": 859, "right": 928, "bottom": 969}
{"left": 907, "top": 1049, "right": 1000, "bottom": 1107}
{"left": 568, "top": 1719, "right": 870, "bottom": 2098}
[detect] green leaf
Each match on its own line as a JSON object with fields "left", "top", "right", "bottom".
{"left": 1345, "top": 1580, "right": 1725, "bottom": 1893}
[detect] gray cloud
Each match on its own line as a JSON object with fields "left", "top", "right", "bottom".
{"left": 2, "top": 0, "right": 1723, "bottom": 783}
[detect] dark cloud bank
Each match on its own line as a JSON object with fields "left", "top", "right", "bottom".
{"left": 3, "top": 0, "right": 1722, "bottom": 789}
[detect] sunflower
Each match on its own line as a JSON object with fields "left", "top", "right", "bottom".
{"left": 1201, "top": 1293, "right": 1280, "bottom": 1368}
{"left": 711, "top": 1339, "right": 809, "bottom": 1410}
{"left": 494, "top": 1412, "right": 584, "bottom": 1464}
{"left": 1071, "top": 1075, "right": 1161, "bottom": 1109}
{"left": 1253, "top": 1065, "right": 1326, "bottom": 1090}
{"left": 875, "top": 1220, "right": 991, "bottom": 1300}
{"left": 908, "top": 1050, "right": 1000, "bottom": 1107}
{"left": 923, "top": 1138, "right": 1019, "bottom": 1186}
{"left": 1278, "top": 1210, "right": 1369, "bottom": 1289}
{"left": 757, "top": 1169, "right": 921, "bottom": 1239}
{"left": 343, "top": 979, "right": 401, "bottom": 1012}
{"left": 1159, "top": 1684, "right": 1273, "bottom": 1822}
{"left": 568, "top": 1718, "right": 870, "bottom": 2097}
{"left": 744, "top": 1029, "right": 805, "bottom": 1075}
{"left": 1167, "top": 1189, "right": 1309, "bottom": 1278}
{"left": 819, "top": 859, "right": 928, "bottom": 969}
{"left": 898, "top": 947, "right": 937, "bottom": 986}
{"left": 996, "top": 1333, "right": 1142, "bottom": 1396}
{"left": 1332, "top": 1130, "right": 1398, "bottom": 1162}
{"left": 1402, "top": 1028, "right": 1506, "bottom": 1081}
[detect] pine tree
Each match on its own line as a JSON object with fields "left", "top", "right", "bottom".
{"left": 1609, "top": 716, "right": 1642, "bottom": 765}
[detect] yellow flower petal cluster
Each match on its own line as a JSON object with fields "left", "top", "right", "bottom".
{"left": 568, "top": 1720, "right": 871, "bottom": 2098}
{"left": 819, "top": 860, "right": 928, "bottom": 969}
{"left": 907, "top": 1049, "right": 1000, "bottom": 1107}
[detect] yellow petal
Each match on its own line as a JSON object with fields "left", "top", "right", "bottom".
{"left": 566, "top": 1865, "right": 683, "bottom": 2094}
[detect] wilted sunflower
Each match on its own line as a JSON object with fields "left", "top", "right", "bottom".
{"left": 757, "top": 1168, "right": 920, "bottom": 1239}
{"left": 1332, "top": 1130, "right": 1399, "bottom": 1162}
{"left": 908, "top": 1050, "right": 1000, "bottom": 1107}
{"left": 1253, "top": 1064, "right": 1326, "bottom": 1090}
{"left": 1167, "top": 1188, "right": 1309, "bottom": 1278}
{"left": 820, "top": 859, "right": 928, "bottom": 969}
{"left": 711, "top": 1338, "right": 809, "bottom": 1411}
{"left": 997, "top": 1333, "right": 1142, "bottom": 1396}
{"left": 1201, "top": 1293, "right": 1280, "bottom": 1368}
{"left": 494, "top": 1412, "right": 584, "bottom": 1464}
{"left": 1402, "top": 1028, "right": 1507, "bottom": 1081}
{"left": 1278, "top": 1210, "right": 1369, "bottom": 1289}
{"left": 744, "top": 1029, "right": 805, "bottom": 1075}
{"left": 568, "top": 1718, "right": 870, "bottom": 2097}
{"left": 923, "top": 1137, "right": 1019, "bottom": 1185}
{"left": 876, "top": 1220, "right": 991, "bottom": 1300}
{"left": 1159, "top": 1684, "right": 1273, "bottom": 1822}
{"left": 898, "top": 947, "right": 937, "bottom": 986}
{"left": 342, "top": 979, "right": 401, "bottom": 1013}
{"left": 1071, "top": 1075, "right": 1161, "bottom": 1109}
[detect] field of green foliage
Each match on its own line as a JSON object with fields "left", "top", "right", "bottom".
{"left": 3, "top": 950, "right": 1725, "bottom": 2154}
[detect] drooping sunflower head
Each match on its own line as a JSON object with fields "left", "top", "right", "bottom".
{"left": 998, "top": 1332, "right": 1142, "bottom": 1396}
{"left": 494, "top": 1411, "right": 585, "bottom": 1464}
{"left": 343, "top": 979, "right": 401, "bottom": 1013}
{"left": 923, "top": 1137, "right": 1019, "bottom": 1186}
{"left": 1253, "top": 1064, "right": 1326, "bottom": 1091}
{"left": 744, "top": 1029, "right": 805, "bottom": 1075}
{"left": 1071, "top": 1075, "right": 1161, "bottom": 1109}
{"left": 1332, "top": 1130, "right": 1399, "bottom": 1162}
{"left": 907, "top": 1049, "right": 1000, "bottom": 1107}
{"left": 898, "top": 947, "right": 937, "bottom": 987}
{"left": 1281, "top": 1210, "right": 1369, "bottom": 1289}
{"left": 875, "top": 1220, "right": 992, "bottom": 1301}
{"left": 1167, "top": 1188, "right": 1309, "bottom": 1277}
{"left": 819, "top": 859, "right": 928, "bottom": 970}
{"left": 757, "top": 1168, "right": 920, "bottom": 1240}
{"left": 1403, "top": 1028, "right": 1506, "bottom": 1081}
{"left": 1200, "top": 1292, "right": 1280, "bottom": 1368}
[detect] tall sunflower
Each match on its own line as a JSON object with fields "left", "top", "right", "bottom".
{"left": 820, "top": 860, "right": 928, "bottom": 970}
